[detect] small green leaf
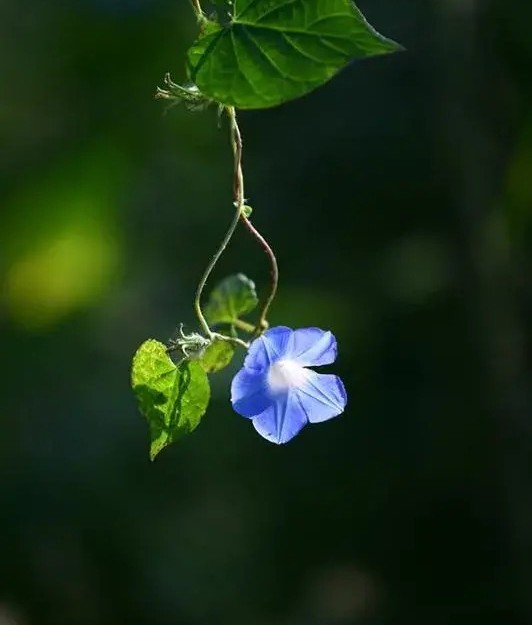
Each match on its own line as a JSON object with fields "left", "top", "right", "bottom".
{"left": 200, "top": 339, "right": 235, "bottom": 373}
{"left": 131, "top": 340, "right": 210, "bottom": 460}
{"left": 205, "top": 273, "right": 258, "bottom": 325}
{"left": 187, "top": 0, "right": 402, "bottom": 109}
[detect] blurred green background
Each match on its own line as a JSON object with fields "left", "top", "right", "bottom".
{"left": 1, "top": 1, "right": 531, "bottom": 623}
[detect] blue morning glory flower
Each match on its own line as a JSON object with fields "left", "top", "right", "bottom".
{"left": 231, "top": 326, "right": 347, "bottom": 444}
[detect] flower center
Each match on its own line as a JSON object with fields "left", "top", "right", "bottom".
{"left": 267, "top": 359, "right": 309, "bottom": 393}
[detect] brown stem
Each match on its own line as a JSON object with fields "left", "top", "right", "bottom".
{"left": 228, "top": 107, "right": 279, "bottom": 335}
{"left": 241, "top": 215, "right": 278, "bottom": 335}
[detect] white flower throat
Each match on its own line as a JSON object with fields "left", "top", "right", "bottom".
{"left": 267, "top": 359, "right": 309, "bottom": 393}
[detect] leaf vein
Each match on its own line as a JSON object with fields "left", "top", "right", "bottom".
{"left": 279, "top": 32, "right": 330, "bottom": 66}
{"left": 238, "top": 25, "right": 290, "bottom": 82}
{"left": 253, "top": 0, "right": 303, "bottom": 24}
{"left": 189, "top": 28, "right": 225, "bottom": 81}
{"left": 305, "top": 13, "right": 352, "bottom": 30}
{"left": 240, "top": 26, "right": 316, "bottom": 84}
{"left": 236, "top": 21, "right": 357, "bottom": 42}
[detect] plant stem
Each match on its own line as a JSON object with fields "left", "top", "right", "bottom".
{"left": 193, "top": 107, "right": 279, "bottom": 343}
{"left": 193, "top": 109, "right": 244, "bottom": 340}
{"left": 213, "top": 332, "right": 249, "bottom": 350}
{"left": 190, "top": 0, "right": 204, "bottom": 20}
{"left": 241, "top": 215, "right": 278, "bottom": 335}
{"left": 229, "top": 109, "right": 279, "bottom": 335}
{"left": 228, "top": 106, "right": 245, "bottom": 206}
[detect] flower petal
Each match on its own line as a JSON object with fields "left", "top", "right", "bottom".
{"left": 295, "top": 371, "right": 347, "bottom": 423}
{"left": 243, "top": 326, "right": 292, "bottom": 372}
{"left": 287, "top": 327, "right": 338, "bottom": 367}
{"left": 252, "top": 392, "right": 308, "bottom": 444}
{"left": 231, "top": 368, "right": 272, "bottom": 418}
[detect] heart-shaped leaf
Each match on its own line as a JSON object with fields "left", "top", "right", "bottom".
{"left": 131, "top": 340, "right": 211, "bottom": 460}
{"left": 205, "top": 273, "right": 258, "bottom": 325}
{"left": 187, "top": 0, "right": 402, "bottom": 109}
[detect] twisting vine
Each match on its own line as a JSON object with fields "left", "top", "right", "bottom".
{"left": 192, "top": 107, "right": 249, "bottom": 347}
{"left": 192, "top": 104, "right": 278, "bottom": 349}
{"left": 229, "top": 109, "right": 279, "bottom": 335}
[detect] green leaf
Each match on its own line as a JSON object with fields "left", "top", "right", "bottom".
{"left": 187, "top": 0, "right": 402, "bottom": 109}
{"left": 200, "top": 339, "right": 235, "bottom": 373}
{"left": 131, "top": 340, "right": 210, "bottom": 460}
{"left": 205, "top": 273, "right": 258, "bottom": 325}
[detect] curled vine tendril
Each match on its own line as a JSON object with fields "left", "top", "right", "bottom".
{"left": 228, "top": 107, "right": 279, "bottom": 335}
{"left": 193, "top": 105, "right": 279, "bottom": 347}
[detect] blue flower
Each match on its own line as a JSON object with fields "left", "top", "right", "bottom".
{"left": 231, "top": 326, "right": 347, "bottom": 444}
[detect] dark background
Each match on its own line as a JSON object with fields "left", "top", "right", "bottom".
{"left": 1, "top": 1, "right": 531, "bottom": 623}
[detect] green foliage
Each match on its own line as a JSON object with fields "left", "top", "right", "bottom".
{"left": 187, "top": 0, "right": 401, "bottom": 109}
{"left": 205, "top": 273, "right": 258, "bottom": 325}
{"left": 131, "top": 340, "right": 211, "bottom": 460}
{"left": 200, "top": 339, "right": 235, "bottom": 373}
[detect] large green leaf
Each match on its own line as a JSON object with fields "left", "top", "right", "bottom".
{"left": 131, "top": 340, "right": 210, "bottom": 460}
{"left": 187, "top": 0, "right": 401, "bottom": 109}
{"left": 205, "top": 273, "right": 258, "bottom": 325}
